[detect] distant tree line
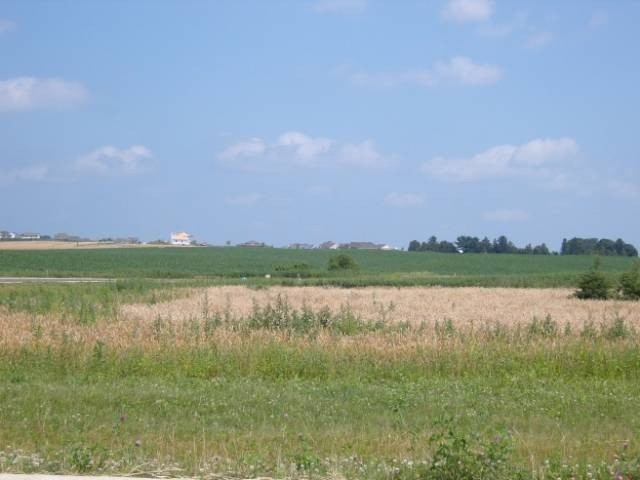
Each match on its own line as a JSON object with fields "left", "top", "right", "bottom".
{"left": 408, "top": 235, "right": 551, "bottom": 255}
{"left": 561, "top": 237, "right": 637, "bottom": 257}
{"left": 408, "top": 235, "right": 638, "bottom": 256}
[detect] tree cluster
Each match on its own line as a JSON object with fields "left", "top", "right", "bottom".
{"left": 561, "top": 237, "right": 637, "bottom": 257}
{"left": 576, "top": 259, "right": 640, "bottom": 300}
{"left": 408, "top": 235, "right": 550, "bottom": 255}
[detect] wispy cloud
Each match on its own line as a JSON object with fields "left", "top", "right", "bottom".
{"left": 478, "top": 12, "right": 527, "bottom": 38}
{"left": 0, "top": 19, "right": 15, "bottom": 34}
{"left": 311, "top": 0, "right": 367, "bottom": 14}
{"left": 442, "top": 0, "right": 493, "bottom": 23}
{"left": 75, "top": 145, "right": 153, "bottom": 176}
{"left": 0, "top": 77, "right": 88, "bottom": 112}
{"left": 340, "top": 140, "right": 392, "bottom": 168}
{"left": 219, "top": 131, "right": 392, "bottom": 170}
{"left": 346, "top": 56, "right": 502, "bottom": 88}
{"left": 277, "top": 131, "right": 333, "bottom": 161}
{"left": 482, "top": 209, "right": 529, "bottom": 222}
{"left": 384, "top": 193, "right": 426, "bottom": 208}
{"left": 422, "top": 138, "right": 578, "bottom": 182}
{"left": 218, "top": 137, "right": 266, "bottom": 161}
{"left": 0, "top": 165, "right": 49, "bottom": 186}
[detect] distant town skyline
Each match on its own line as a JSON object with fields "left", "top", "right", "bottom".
{"left": 1, "top": 1, "right": 639, "bottom": 247}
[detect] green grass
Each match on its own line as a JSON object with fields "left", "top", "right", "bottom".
{"left": 0, "top": 279, "right": 195, "bottom": 323}
{"left": 0, "top": 246, "right": 636, "bottom": 287}
{"left": 2, "top": 339, "right": 639, "bottom": 479}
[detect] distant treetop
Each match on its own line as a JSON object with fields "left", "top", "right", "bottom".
{"left": 408, "top": 235, "right": 551, "bottom": 255}
{"left": 561, "top": 237, "right": 637, "bottom": 257}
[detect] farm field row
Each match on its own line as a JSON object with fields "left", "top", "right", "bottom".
{"left": 0, "top": 246, "right": 635, "bottom": 287}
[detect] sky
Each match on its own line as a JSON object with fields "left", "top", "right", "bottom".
{"left": 1, "top": 0, "right": 639, "bottom": 249}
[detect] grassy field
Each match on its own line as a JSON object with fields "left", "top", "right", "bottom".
{"left": 1, "top": 250, "right": 639, "bottom": 478}
{"left": 1, "top": 283, "right": 640, "bottom": 478}
{"left": 0, "top": 246, "right": 636, "bottom": 287}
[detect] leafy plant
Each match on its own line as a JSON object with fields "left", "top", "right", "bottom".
{"left": 575, "top": 258, "right": 610, "bottom": 299}
{"left": 619, "top": 260, "right": 640, "bottom": 300}
{"left": 423, "top": 419, "right": 522, "bottom": 480}
{"left": 328, "top": 253, "right": 359, "bottom": 272}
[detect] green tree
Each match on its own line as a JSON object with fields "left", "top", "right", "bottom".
{"left": 619, "top": 261, "right": 640, "bottom": 300}
{"left": 328, "top": 254, "right": 359, "bottom": 272}
{"left": 532, "top": 243, "right": 550, "bottom": 255}
{"left": 575, "top": 258, "right": 610, "bottom": 300}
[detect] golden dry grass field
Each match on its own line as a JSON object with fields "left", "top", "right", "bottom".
{"left": 2, "top": 286, "right": 639, "bottom": 350}
{"left": 124, "top": 285, "right": 640, "bottom": 329}
{"left": 0, "top": 241, "right": 162, "bottom": 250}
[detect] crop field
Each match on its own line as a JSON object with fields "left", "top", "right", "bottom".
{"left": 1, "top": 281, "right": 640, "bottom": 479}
{"left": 0, "top": 246, "right": 636, "bottom": 287}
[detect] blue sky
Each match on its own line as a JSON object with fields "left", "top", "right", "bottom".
{"left": 1, "top": 0, "right": 639, "bottom": 249}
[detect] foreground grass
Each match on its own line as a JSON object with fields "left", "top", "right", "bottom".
{"left": 1, "top": 290, "right": 640, "bottom": 479}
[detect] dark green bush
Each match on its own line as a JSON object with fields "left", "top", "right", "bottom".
{"left": 575, "top": 259, "right": 610, "bottom": 299}
{"left": 619, "top": 261, "right": 640, "bottom": 300}
{"left": 328, "top": 253, "right": 359, "bottom": 271}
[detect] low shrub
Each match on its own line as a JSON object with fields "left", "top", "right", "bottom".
{"left": 328, "top": 253, "right": 359, "bottom": 272}
{"left": 619, "top": 261, "right": 640, "bottom": 300}
{"left": 575, "top": 258, "right": 610, "bottom": 299}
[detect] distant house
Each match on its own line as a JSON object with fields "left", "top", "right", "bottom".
{"left": 238, "top": 240, "right": 267, "bottom": 248}
{"left": 170, "top": 232, "right": 193, "bottom": 246}
{"left": 115, "top": 237, "right": 140, "bottom": 244}
{"left": 340, "top": 242, "right": 380, "bottom": 250}
{"left": 339, "top": 242, "right": 396, "bottom": 250}
{"left": 19, "top": 232, "right": 40, "bottom": 240}
{"left": 289, "top": 243, "right": 314, "bottom": 250}
{"left": 318, "top": 241, "right": 339, "bottom": 250}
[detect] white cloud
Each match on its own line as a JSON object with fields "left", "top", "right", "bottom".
{"left": 75, "top": 145, "right": 153, "bottom": 176}
{"left": 219, "top": 132, "right": 391, "bottom": 170}
{"left": 384, "top": 193, "right": 426, "bottom": 208}
{"left": 482, "top": 209, "right": 529, "bottom": 222}
{"left": 311, "top": 0, "right": 366, "bottom": 14}
{"left": 277, "top": 131, "right": 332, "bottom": 162}
{"left": 340, "top": 140, "right": 390, "bottom": 168}
{"left": 348, "top": 56, "right": 502, "bottom": 88}
{"left": 526, "top": 31, "right": 553, "bottom": 49}
{"left": 513, "top": 138, "right": 578, "bottom": 166}
{"left": 589, "top": 10, "right": 608, "bottom": 30}
{"left": 422, "top": 137, "right": 578, "bottom": 182}
{"left": 218, "top": 137, "right": 266, "bottom": 160}
{"left": 0, "top": 19, "right": 15, "bottom": 33}
{"left": 442, "top": 0, "right": 493, "bottom": 23}
{"left": 0, "top": 77, "right": 88, "bottom": 112}
{"left": 0, "top": 165, "right": 49, "bottom": 186}
{"left": 224, "top": 193, "right": 263, "bottom": 206}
